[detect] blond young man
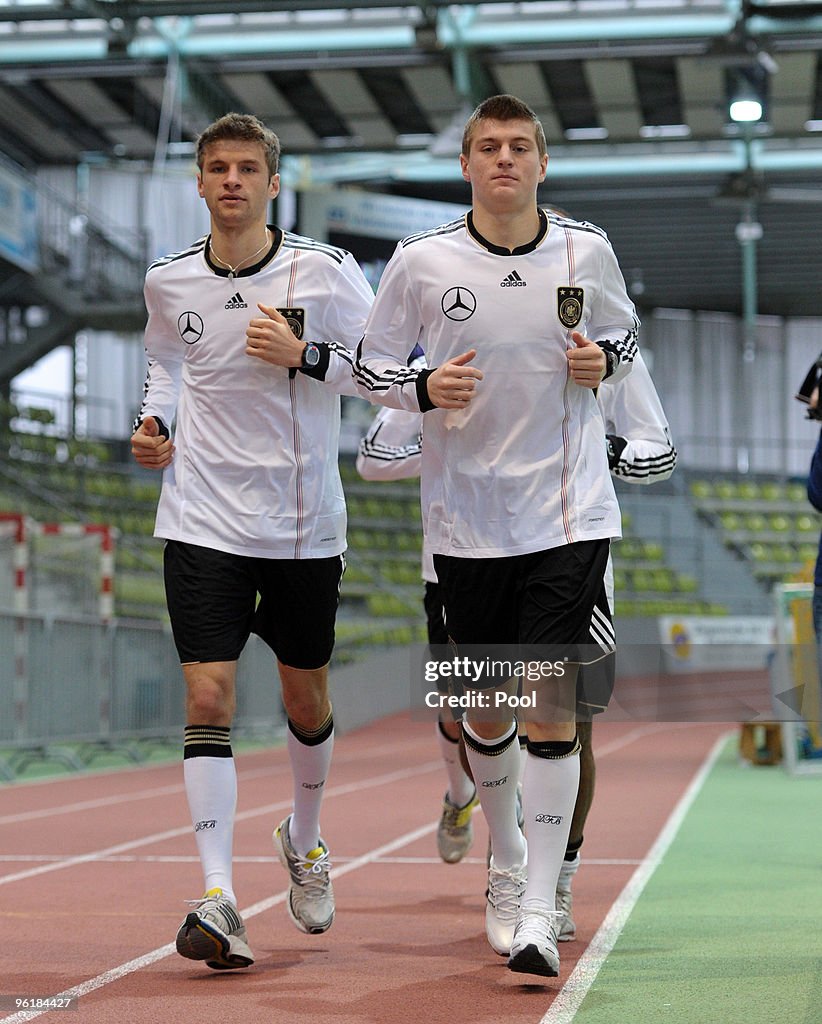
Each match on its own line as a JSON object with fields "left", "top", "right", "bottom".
{"left": 354, "top": 95, "right": 638, "bottom": 977}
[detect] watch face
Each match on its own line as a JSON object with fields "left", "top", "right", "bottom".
{"left": 304, "top": 344, "right": 320, "bottom": 367}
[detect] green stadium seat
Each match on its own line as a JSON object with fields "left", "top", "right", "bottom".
{"left": 737, "top": 481, "right": 760, "bottom": 501}
{"left": 760, "top": 481, "right": 783, "bottom": 501}
{"left": 689, "top": 480, "right": 713, "bottom": 501}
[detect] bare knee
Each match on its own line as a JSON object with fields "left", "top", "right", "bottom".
{"left": 183, "top": 663, "right": 236, "bottom": 726}
{"left": 279, "top": 662, "right": 330, "bottom": 732}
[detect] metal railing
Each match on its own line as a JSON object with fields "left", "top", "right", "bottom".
{"left": 0, "top": 611, "right": 287, "bottom": 779}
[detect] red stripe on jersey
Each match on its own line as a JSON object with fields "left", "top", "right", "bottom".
{"left": 287, "top": 250, "right": 305, "bottom": 557}
{"left": 560, "top": 225, "right": 576, "bottom": 544}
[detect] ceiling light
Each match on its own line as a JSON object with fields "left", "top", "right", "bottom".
{"left": 726, "top": 66, "right": 767, "bottom": 124}
{"left": 563, "top": 127, "right": 609, "bottom": 142}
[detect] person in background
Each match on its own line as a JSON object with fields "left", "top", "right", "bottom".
{"left": 805, "top": 387, "right": 822, "bottom": 745}
{"left": 130, "top": 112, "right": 374, "bottom": 970}
{"left": 356, "top": 346, "right": 675, "bottom": 941}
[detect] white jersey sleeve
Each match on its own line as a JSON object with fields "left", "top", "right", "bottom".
{"left": 353, "top": 238, "right": 432, "bottom": 412}
{"left": 314, "top": 251, "right": 375, "bottom": 398}
{"left": 356, "top": 406, "right": 423, "bottom": 481}
{"left": 598, "top": 350, "right": 676, "bottom": 483}
{"left": 356, "top": 354, "right": 425, "bottom": 480}
{"left": 581, "top": 221, "right": 640, "bottom": 383}
{"left": 137, "top": 271, "right": 185, "bottom": 430}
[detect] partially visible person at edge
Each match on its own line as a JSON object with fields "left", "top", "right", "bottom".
{"left": 130, "top": 112, "right": 374, "bottom": 971}
{"left": 353, "top": 94, "right": 639, "bottom": 978}
{"left": 356, "top": 344, "right": 675, "bottom": 941}
{"left": 806, "top": 386, "right": 822, "bottom": 666}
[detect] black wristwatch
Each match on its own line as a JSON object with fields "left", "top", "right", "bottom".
{"left": 301, "top": 342, "right": 320, "bottom": 368}
{"left": 603, "top": 349, "right": 618, "bottom": 379}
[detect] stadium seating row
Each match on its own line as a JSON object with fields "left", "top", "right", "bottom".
{"left": 1, "top": 421, "right": 732, "bottom": 632}
{"left": 690, "top": 474, "right": 818, "bottom": 586}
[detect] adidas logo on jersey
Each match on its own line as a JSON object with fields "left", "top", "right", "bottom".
{"left": 225, "top": 292, "right": 248, "bottom": 309}
{"left": 500, "top": 271, "right": 526, "bottom": 287}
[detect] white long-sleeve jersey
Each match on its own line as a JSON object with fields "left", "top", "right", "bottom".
{"left": 602, "top": 353, "right": 676, "bottom": 483}
{"left": 356, "top": 350, "right": 674, "bottom": 582}
{"left": 354, "top": 209, "right": 639, "bottom": 558}
{"left": 136, "top": 227, "right": 374, "bottom": 559}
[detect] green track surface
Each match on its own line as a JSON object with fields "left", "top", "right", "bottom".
{"left": 575, "top": 738, "right": 822, "bottom": 1024}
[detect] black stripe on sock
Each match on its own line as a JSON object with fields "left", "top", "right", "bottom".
{"left": 462, "top": 721, "right": 518, "bottom": 757}
{"left": 183, "top": 724, "right": 232, "bottom": 759}
{"left": 288, "top": 711, "right": 334, "bottom": 747}
{"left": 438, "top": 719, "right": 459, "bottom": 744}
{"left": 525, "top": 735, "right": 581, "bottom": 760}
{"left": 565, "top": 836, "right": 584, "bottom": 860}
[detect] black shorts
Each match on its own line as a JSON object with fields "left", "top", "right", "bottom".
{"left": 575, "top": 652, "right": 616, "bottom": 720}
{"left": 433, "top": 539, "right": 614, "bottom": 667}
{"left": 163, "top": 540, "right": 344, "bottom": 669}
{"left": 424, "top": 580, "right": 448, "bottom": 646}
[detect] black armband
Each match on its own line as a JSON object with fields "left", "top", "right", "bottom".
{"left": 417, "top": 368, "right": 436, "bottom": 412}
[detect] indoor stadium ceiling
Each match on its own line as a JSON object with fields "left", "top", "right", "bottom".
{"left": 2, "top": 0, "right": 822, "bottom": 317}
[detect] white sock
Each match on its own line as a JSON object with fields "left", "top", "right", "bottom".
{"left": 462, "top": 718, "right": 526, "bottom": 870}
{"left": 436, "top": 719, "right": 475, "bottom": 808}
{"left": 287, "top": 718, "right": 334, "bottom": 857}
{"left": 183, "top": 755, "right": 237, "bottom": 905}
{"left": 520, "top": 746, "right": 579, "bottom": 916}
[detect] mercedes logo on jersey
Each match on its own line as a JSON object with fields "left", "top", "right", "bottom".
{"left": 177, "top": 311, "right": 204, "bottom": 345}
{"left": 441, "top": 287, "right": 477, "bottom": 322}
{"left": 557, "top": 287, "right": 584, "bottom": 329}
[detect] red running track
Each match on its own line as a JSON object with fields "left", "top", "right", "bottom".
{"left": 0, "top": 714, "right": 728, "bottom": 1024}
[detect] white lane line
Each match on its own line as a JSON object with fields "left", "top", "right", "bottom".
{"left": 0, "top": 759, "right": 441, "bottom": 887}
{"left": 0, "top": 764, "right": 319, "bottom": 826}
{"left": 0, "top": 723, "right": 686, "bottom": 828}
{"left": 0, "top": 853, "right": 646, "bottom": 867}
{"left": 540, "top": 729, "right": 731, "bottom": 1024}
{"left": 0, "top": 733, "right": 430, "bottom": 824}
{"left": 0, "top": 818, "right": 441, "bottom": 1024}
{"left": 592, "top": 721, "right": 706, "bottom": 759}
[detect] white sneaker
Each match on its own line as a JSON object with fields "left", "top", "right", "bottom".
{"left": 273, "top": 815, "right": 335, "bottom": 934}
{"left": 556, "top": 853, "right": 580, "bottom": 941}
{"left": 485, "top": 856, "right": 527, "bottom": 956}
{"left": 508, "top": 910, "right": 560, "bottom": 978}
{"left": 437, "top": 788, "right": 478, "bottom": 864}
{"left": 175, "top": 887, "right": 254, "bottom": 970}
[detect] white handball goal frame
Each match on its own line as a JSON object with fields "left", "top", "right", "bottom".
{"left": 0, "top": 512, "right": 116, "bottom": 621}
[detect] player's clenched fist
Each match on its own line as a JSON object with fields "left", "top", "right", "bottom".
{"left": 567, "top": 332, "right": 606, "bottom": 388}
{"left": 131, "top": 416, "right": 174, "bottom": 470}
{"left": 246, "top": 303, "right": 306, "bottom": 367}
{"left": 427, "top": 349, "right": 484, "bottom": 410}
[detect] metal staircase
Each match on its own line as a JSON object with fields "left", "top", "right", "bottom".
{"left": 0, "top": 157, "right": 147, "bottom": 388}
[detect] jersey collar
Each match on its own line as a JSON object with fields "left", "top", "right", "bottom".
{"left": 466, "top": 208, "right": 548, "bottom": 256}
{"left": 204, "top": 225, "right": 283, "bottom": 278}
